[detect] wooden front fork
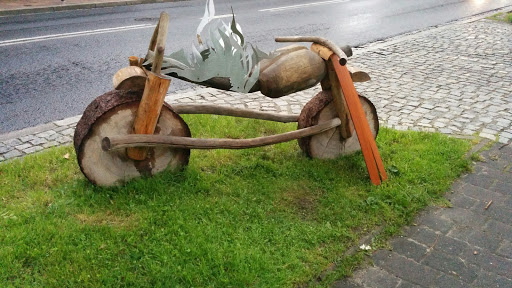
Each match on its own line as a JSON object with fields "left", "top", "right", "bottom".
{"left": 126, "top": 12, "right": 170, "bottom": 161}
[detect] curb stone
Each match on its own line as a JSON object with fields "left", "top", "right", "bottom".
{"left": 0, "top": 0, "right": 183, "bottom": 17}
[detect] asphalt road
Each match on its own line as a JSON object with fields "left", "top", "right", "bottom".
{"left": 1, "top": 0, "right": 511, "bottom": 133}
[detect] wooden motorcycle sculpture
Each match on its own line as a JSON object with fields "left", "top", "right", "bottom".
{"left": 73, "top": 11, "right": 387, "bottom": 187}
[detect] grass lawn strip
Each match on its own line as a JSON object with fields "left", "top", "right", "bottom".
{"left": 0, "top": 114, "right": 471, "bottom": 287}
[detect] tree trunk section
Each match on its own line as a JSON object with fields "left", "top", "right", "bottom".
{"left": 297, "top": 90, "right": 379, "bottom": 159}
{"left": 73, "top": 90, "right": 190, "bottom": 187}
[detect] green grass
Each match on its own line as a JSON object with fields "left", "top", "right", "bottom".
{"left": 487, "top": 11, "right": 512, "bottom": 23}
{"left": 0, "top": 115, "right": 471, "bottom": 287}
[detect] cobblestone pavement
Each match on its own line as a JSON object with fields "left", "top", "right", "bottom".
{"left": 352, "top": 19, "right": 512, "bottom": 144}
{"left": 334, "top": 142, "right": 512, "bottom": 288}
{"left": 2, "top": 18, "right": 510, "bottom": 162}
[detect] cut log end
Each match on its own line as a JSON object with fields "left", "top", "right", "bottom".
{"left": 74, "top": 90, "right": 190, "bottom": 187}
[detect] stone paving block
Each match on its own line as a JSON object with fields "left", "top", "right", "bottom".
{"left": 396, "top": 280, "right": 422, "bottom": 288}
{"left": 476, "top": 202, "right": 512, "bottom": 226}
{"left": 19, "top": 135, "right": 35, "bottom": 143}
{"left": 469, "top": 270, "right": 512, "bottom": 288}
{"left": 446, "top": 193, "right": 479, "bottom": 209}
{"left": 492, "top": 180, "right": 512, "bottom": 197}
{"left": 407, "top": 226, "right": 439, "bottom": 247}
{"left": 372, "top": 250, "right": 441, "bottom": 287}
{"left": 461, "top": 183, "right": 509, "bottom": 203}
{"left": 433, "top": 274, "right": 465, "bottom": 288}
{"left": 36, "top": 130, "right": 56, "bottom": 139}
{"left": 3, "top": 150, "right": 21, "bottom": 159}
{"left": 497, "top": 240, "right": 512, "bottom": 260}
{"left": 462, "top": 249, "right": 512, "bottom": 279}
{"left": 53, "top": 115, "right": 82, "bottom": 127}
{"left": 3, "top": 138, "right": 22, "bottom": 147}
{"left": 0, "top": 123, "right": 58, "bottom": 142}
{"left": 344, "top": 266, "right": 402, "bottom": 288}
{"left": 435, "top": 207, "right": 486, "bottom": 227}
{"left": 477, "top": 157, "right": 510, "bottom": 173}
{"left": 52, "top": 126, "right": 68, "bottom": 133}
{"left": 61, "top": 128, "right": 75, "bottom": 137}
{"left": 42, "top": 141, "right": 59, "bottom": 149}
{"left": 446, "top": 225, "right": 477, "bottom": 245}
{"left": 434, "top": 233, "right": 474, "bottom": 257}
{"left": 331, "top": 279, "right": 364, "bottom": 288}
{"left": 421, "top": 250, "right": 478, "bottom": 283}
{"left": 499, "top": 136, "right": 511, "bottom": 144}
{"left": 29, "top": 137, "right": 46, "bottom": 145}
{"left": 391, "top": 237, "right": 428, "bottom": 263}
{"left": 0, "top": 144, "right": 11, "bottom": 154}
{"left": 461, "top": 168, "right": 499, "bottom": 190}
{"left": 46, "top": 133, "right": 62, "bottom": 141}
{"left": 23, "top": 146, "right": 43, "bottom": 154}
{"left": 464, "top": 228, "right": 503, "bottom": 254}
{"left": 56, "top": 136, "right": 72, "bottom": 144}
{"left": 15, "top": 143, "right": 31, "bottom": 151}
{"left": 472, "top": 163, "right": 510, "bottom": 183}
{"left": 413, "top": 211, "right": 454, "bottom": 234}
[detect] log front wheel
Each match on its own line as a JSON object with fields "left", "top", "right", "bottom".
{"left": 74, "top": 90, "right": 191, "bottom": 186}
{"left": 297, "top": 90, "right": 379, "bottom": 159}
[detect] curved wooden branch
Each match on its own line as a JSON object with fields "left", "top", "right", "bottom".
{"left": 171, "top": 104, "right": 299, "bottom": 123}
{"left": 103, "top": 118, "right": 341, "bottom": 151}
{"left": 275, "top": 36, "right": 350, "bottom": 65}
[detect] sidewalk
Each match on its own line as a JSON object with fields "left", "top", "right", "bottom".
{"left": 1, "top": 3, "right": 512, "bottom": 287}
{"left": 334, "top": 141, "right": 512, "bottom": 287}
{"left": 0, "top": 0, "right": 178, "bottom": 16}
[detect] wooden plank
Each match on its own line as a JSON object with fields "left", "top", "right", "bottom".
{"left": 326, "top": 59, "right": 353, "bottom": 139}
{"left": 126, "top": 71, "right": 172, "bottom": 160}
{"left": 330, "top": 54, "right": 387, "bottom": 184}
{"left": 103, "top": 118, "right": 342, "bottom": 151}
{"left": 127, "top": 12, "right": 170, "bottom": 160}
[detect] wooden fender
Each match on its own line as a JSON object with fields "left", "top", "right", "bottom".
{"left": 113, "top": 66, "right": 147, "bottom": 91}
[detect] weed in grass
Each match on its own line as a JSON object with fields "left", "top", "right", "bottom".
{"left": 487, "top": 11, "right": 512, "bottom": 23}
{"left": 0, "top": 115, "right": 471, "bottom": 287}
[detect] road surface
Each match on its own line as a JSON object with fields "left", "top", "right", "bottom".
{"left": 1, "top": 0, "right": 511, "bottom": 132}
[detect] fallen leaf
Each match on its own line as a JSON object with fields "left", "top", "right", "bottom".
{"left": 63, "top": 153, "right": 70, "bottom": 159}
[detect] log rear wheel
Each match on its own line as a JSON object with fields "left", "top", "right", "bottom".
{"left": 74, "top": 90, "right": 191, "bottom": 187}
{"left": 298, "top": 90, "right": 379, "bottom": 159}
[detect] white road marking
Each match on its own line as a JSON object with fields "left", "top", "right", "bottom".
{"left": 210, "top": 14, "right": 235, "bottom": 19}
{"left": 259, "top": 0, "right": 350, "bottom": 12}
{"left": 0, "top": 24, "right": 155, "bottom": 47}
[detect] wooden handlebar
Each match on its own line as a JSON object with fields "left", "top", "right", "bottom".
{"left": 275, "top": 36, "right": 349, "bottom": 65}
